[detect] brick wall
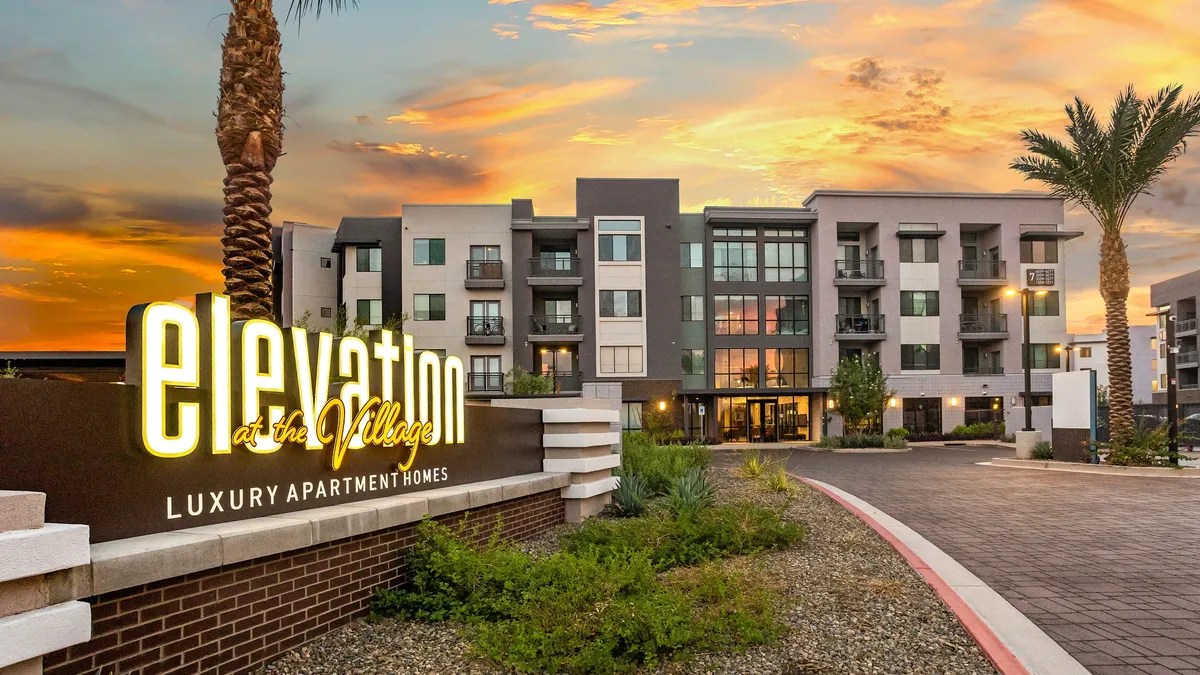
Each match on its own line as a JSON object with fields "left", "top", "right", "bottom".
{"left": 44, "top": 490, "right": 565, "bottom": 675}
{"left": 621, "top": 379, "right": 684, "bottom": 430}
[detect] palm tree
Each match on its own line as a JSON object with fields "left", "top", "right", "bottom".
{"left": 216, "top": 0, "right": 356, "bottom": 320}
{"left": 1011, "top": 85, "right": 1200, "bottom": 440}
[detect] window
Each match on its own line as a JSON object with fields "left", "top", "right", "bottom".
{"left": 319, "top": 257, "right": 331, "bottom": 268}
{"left": 715, "top": 348, "right": 759, "bottom": 388}
{"left": 600, "top": 346, "right": 644, "bottom": 374}
{"left": 680, "top": 242, "right": 703, "bottom": 268}
{"left": 470, "top": 245, "right": 500, "bottom": 261}
{"left": 1152, "top": 378, "right": 1159, "bottom": 392}
{"left": 1161, "top": 373, "right": 1169, "bottom": 389}
{"left": 1161, "top": 342, "right": 1168, "bottom": 358}
{"left": 413, "top": 294, "right": 446, "bottom": 321}
{"left": 599, "top": 219, "right": 642, "bottom": 262}
{"left": 714, "top": 295, "right": 759, "bottom": 335}
{"left": 682, "top": 295, "right": 704, "bottom": 322}
{"left": 620, "top": 402, "right": 643, "bottom": 431}
{"left": 1151, "top": 359, "right": 1158, "bottom": 371}
{"left": 681, "top": 349, "right": 705, "bottom": 375}
{"left": 765, "top": 348, "right": 809, "bottom": 388}
{"left": 765, "top": 296, "right": 809, "bottom": 335}
{"left": 713, "top": 242, "right": 757, "bottom": 282}
{"left": 356, "top": 299, "right": 382, "bottom": 326}
{"left": 712, "top": 227, "right": 756, "bottom": 238}
{"left": 900, "top": 291, "right": 940, "bottom": 316}
{"left": 764, "top": 242, "right": 808, "bottom": 282}
{"left": 1080, "top": 346, "right": 1093, "bottom": 358}
{"left": 899, "top": 238, "right": 939, "bottom": 263}
{"left": 901, "top": 344, "right": 941, "bottom": 370}
{"left": 899, "top": 223, "right": 938, "bottom": 231}
{"left": 413, "top": 239, "right": 445, "bottom": 265}
{"left": 1023, "top": 394, "right": 1052, "bottom": 407}
{"left": 764, "top": 228, "right": 806, "bottom": 238}
{"left": 964, "top": 397, "right": 1004, "bottom": 426}
{"left": 470, "top": 356, "right": 503, "bottom": 391}
{"left": 903, "top": 398, "right": 942, "bottom": 434}
{"left": 320, "top": 307, "right": 332, "bottom": 318}
{"left": 599, "top": 290, "right": 642, "bottom": 317}
{"left": 356, "top": 247, "right": 381, "bottom": 272}
{"left": 1029, "top": 291, "right": 1060, "bottom": 316}
{"left": 1020, "top": 240, "right": 1058, "bottom": 263}
{"left": 1023, "top": 344, "right": 1061, "bottom": 369}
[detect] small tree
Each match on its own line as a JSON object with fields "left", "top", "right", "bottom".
{"left": 828, "top": 356, "right": 894, "bottom": 435}
{"left": 506, "top": 364, "right": 553, "bottom": 396}
{"left": 1096, "top": 384, "right": 1110, "bottom": 407}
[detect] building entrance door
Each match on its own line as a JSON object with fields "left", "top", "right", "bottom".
{"left": 748, "top": 400, "right": 777, "bottom": 443}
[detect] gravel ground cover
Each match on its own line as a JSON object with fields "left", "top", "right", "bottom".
{"left": 259, "top": 465, "right": 996, "bottom": 675}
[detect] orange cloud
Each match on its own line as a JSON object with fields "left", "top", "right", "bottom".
{"left": 493, "top": 23, "right": 521, "bottom": 39}
{"left": 569, "top": 126, "right": 633, "bottom": 145}
{"left": 386, "top": 77, "right": 644, "bottom": 132}
{"left": 525, "top": 0, "right": 814, "bottom": 34}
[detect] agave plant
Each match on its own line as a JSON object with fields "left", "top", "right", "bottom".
{"left": 665, "top": 467, "right": 716, "bottom": 516}
{"left": 605, "top": 472, "right": 650, "bottom": 518}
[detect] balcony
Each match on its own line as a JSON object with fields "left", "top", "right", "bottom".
{"left": 1180, "top": 382, "right": 1199, "bottom": 391}
{"left": 834, "top": 314, "right": 886, "bottom": 340}
{"left": 465, "top": 316, "right": 505, "bottom": 345}
{"left": 465, "top": 260, "right": 504, "bottom": 289}
{"left": 467, "top": 371, "right": 505, "bottom": 394}
{"left": 1178, "top": 317, "right": 1198, "bottom": 335}
{"left": 958, "top": 260, "right": 1008, "bottom": 286}
{"left": 964, "top": 365, "right": 1005, "bottom": 375}
{"left": 550, "top": 371, "right": 582, "bottom": 393}
{"left": 528, "top": 257, "right": 583, "bottom": 286}
{"left": 1178, "top": 350, "right": 1199, "bottom": 367}
{"left": 529, "top": 314, "right": 583, "bottom": 342}
{"left": 958, "top": 313, "right": 1009, "bottom": 340}
{"left": 833, "top": 259, "right": 885, "bottom": 286}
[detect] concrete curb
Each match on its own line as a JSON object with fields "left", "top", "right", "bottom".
{"left": 983, "top": 458, "right": 1200, "bottom": 477}
{"left": 800, "top": 476, "right": 1088, "bottom": 675}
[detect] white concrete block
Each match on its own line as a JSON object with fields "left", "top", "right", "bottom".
{"left": 543, "top": 408, "right": 621, "bottom": 424}
{"left": 0, "top": 601, "right": 91, "bottom": 668}
{"left": 466, "top": 480, "right": 506, "bottom": 509}
{"left": 543, "top": 431, "right": 621, "bottom": 448}
{"left": 561, "top": 477, "right": 620, "bottom": 500}
{"left": 0, "top": 524, "right": 90, "bottom": 584}
{"left": 418, "top": 486, "right": 472, "bottom": 517}
{"left": 543, "top": 454, "right": 622, "bottom": 474}
{"left": 529, "top": 472, "right": 571, "bottom": 494}
{"left": 181, "top": 517, "right": 313, "bottom": 565}
{"left": 90, "top": 532, "right": 221, "bottom": 595}
{"left": 355, "top": 495, "right": 429, "bottom": 529}
{"left": 291, "top": 505, "right": 380, "bottom": 544}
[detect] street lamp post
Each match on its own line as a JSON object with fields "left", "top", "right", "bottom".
{"left": 1006, "top": 287, "right": 1048, "bottom": 433}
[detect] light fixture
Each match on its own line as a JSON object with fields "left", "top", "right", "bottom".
{"left": 1004, "top": 288, "right": 1017, "bottom": 297}
{"left": 540, "top": 348, "right": 548, "bottom": 354}
{"left": 1034, "top": 289, "right": 1048, "bottom": 296}
{"left": 658, "top": 401, "right": 667, "bottom": 412}
{"left": 828, "top": 398, "right": 836, "bottom": 409}
{"left": 888, "top": 397, "right": 898, "bottom": 408}
{"left": 1055, "top": 345, "right": 1064, "bottom": 353}
{"left": 559, "top": 347, "right": 568, "bottom": 353}
{"left": 949, "top": 397, "right": 958, "bottom": 407}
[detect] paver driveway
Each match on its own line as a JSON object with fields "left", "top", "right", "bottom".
{"left": 735, "top": 445, "right": 1200, "bottom": 675}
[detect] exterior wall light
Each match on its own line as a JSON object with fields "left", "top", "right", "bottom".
{"left": 949, "top": 397, "right": 959, "bottom": 407}
{"left": 658, "top": 401, "right": 667, "bottom": 412}
{"left": 888, "top": 397, "right": 898, "bottom": 408}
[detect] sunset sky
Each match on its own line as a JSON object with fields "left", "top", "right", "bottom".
{"left": 2, "top": 0, "right": 1199, "bottom": 350}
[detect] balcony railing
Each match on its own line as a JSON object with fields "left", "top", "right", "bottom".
{"left": 466, "top": 260, "right": 503, "bottom": 280}
{"left": 959, "top": 313, "right": 1008, "bottom": 333}
{"left": 1179, "top": 350, "right": 1199, "bottom": 366}
{"left": 529, "top": 257, "right": 580, "bottom": 277}
{"left": 550, "top": 371, "right": 582, "bottom": 392}
{"left": 964, "top": 364, "right": 1005, "bottom": 375}
{"left": 959, "top": 259, "right": 1007, "bottom": 280}
{"left": 835, "top": 313, "right": 885, "bottom": 334}
{"left": 530, "top": 314, "right": 581, "bottom": 335}
{"left": 466, "top": 316, "right": 505, "bottom": 337}
{"left": 1178, "top": 317, "right": 1198, "bottom": 333}
{"left": 1180, "top": 382, "right": 1199, "bottom": 391}
{"left": 467, "top": 372, "right": 505, "bottom": 393}
{"left": 834, "top": 259, "right": 884, "bottom": 280}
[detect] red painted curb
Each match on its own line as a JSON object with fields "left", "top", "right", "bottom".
{"left": 799, "top": 476, "right": 1030, "bottom": 675}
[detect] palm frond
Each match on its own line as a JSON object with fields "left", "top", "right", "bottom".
{"left": 286, "top": 0, "right": 358, "bottom": 26}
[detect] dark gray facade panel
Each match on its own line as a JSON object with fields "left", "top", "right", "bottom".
{"left": 334, "top": 216, "right": 404, "bottom": 321}
{"left": 511, "top": 229, "right": 535, "bottom": 371}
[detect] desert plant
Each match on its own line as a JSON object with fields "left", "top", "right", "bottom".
{"left": 0, "top": 361, "right": 18, "bottom": 379}
{"left": 883, "top": 435, "right": 908, "bottom": 449}
{"left": 620, "top": 432, "right": 711, "bottom": 496}
{"left": 1031, "top": 441, "right": 1054, "bottom": 460}
{"left": 665, "top": 467, "right": 716, "bottom": 516}
{"left": 605, "top": 473, "right": 651, "bottom": 518}
{"left": 1011, "top": 84, "right": 1200, "bottom": 439}
{"left": 762, "top": 467, "right": 794, "bottom": 494}
{"left": 738, "top": 449, "right": 766, "bottom": 478}
{"left": 885, "top": 427, "right": 910, "bottom": 440}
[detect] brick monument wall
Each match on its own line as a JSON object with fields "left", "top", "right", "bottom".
{"left": 44, "top": 491, "right": 565, "bottom": 675}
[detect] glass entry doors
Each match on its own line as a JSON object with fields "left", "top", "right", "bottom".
{"left": 749, "top": 400, "right": 777, "bottom": 443}
{"left": 717, "top": 396, "right": 810, "bottom": 443}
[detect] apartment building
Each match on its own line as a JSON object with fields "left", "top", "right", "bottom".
{"left": 274, "top": 180, "right": 1078, "bottom": 442}
{"left": 1150, "top": 269, "right": 1200, "bottom": 404}
{"left": 1067, "top": 327, "right": 1156, "bottom": 404}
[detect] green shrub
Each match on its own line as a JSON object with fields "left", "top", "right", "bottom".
{"left": 948, "top": 422, "right": 1005, "bottom": 439}
{"left": 1104, "top": 423, "right": 1176, "bottom": 467}
{"left": 762, "top": 467, "right": 794, "bottom": 493}
{"left": 885, "top": 427, "right": 910, "bottom": 440}
{"left": 621, "top": 432, "right": 711, "bottom": 496}
{"left": 506, "top": 364, "right": 554, "bottom": 395}
{"left": 814, "top": 434, "right": 886, "bottom": 449}
{"left": 1031, "top": 441, "right": 1053, "bottom": 460}
{"left": 606, "top": 472, "right": 651, "bottom": 518}
{"left": 883, "top": 435, "right": 908, "bottom": 449}
{"left": 565, "top": 502, "right": 802, "bottom": 572}
{"left": 737, "top": 449, "right": 767, "bottom": 478}
{"left": 665, "top": 468, "right": 716, "bottom": 516}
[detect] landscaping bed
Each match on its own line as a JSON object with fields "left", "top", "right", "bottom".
{"left": 258, "top": 441, "right": 996, "bottom": 674}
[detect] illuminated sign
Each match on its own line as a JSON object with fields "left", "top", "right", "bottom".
{"left": 126, "top": 293, "right": 464, "bottom": 471}
{"left": 1026, "top": 268, "right": 1055, "bottom": 286}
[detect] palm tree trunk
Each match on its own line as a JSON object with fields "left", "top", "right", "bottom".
{"left": 1099, "top": 230, "right": 1134, "bottom": 439}
{"left": 221, "top": 132, "right": 274, "bottom": 320}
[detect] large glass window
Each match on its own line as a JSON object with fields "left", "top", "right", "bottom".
{"left": 413, "top": 294, "right": 446, "bottom": 321}
{"left": 765, "top": 348, "right": 809, "bottom": 388}
{"left": 682, "top": 295, "right": 704, "bottom": 321}
{"left": 600, "top": 346, "right": 644, "bottom": 374}
{"left": 717, "top": 397, "right": 748, "bottom": 442}
{"left": 355, "top": 299, "right": 381, "bottom": 325}
{"left": 599, "top": 290, "right": 642, "bottom": 317}
{"left": 1029, "top": 291, "right": 1060, "bottom": 316}
{"left": 765, "top": 296, "right": 809, "bottom": 335}
{"left": 469, "top": 355, "right": 503, "bottom": 392}
{"left": 965, "top": 396, "right": 1004, "bottom": 426}
{"left": 413, "top": 239, "right": 445, "bottom": 265}
{"left": 713, "top": 228, "right": 756, "bottom": 238}
{"left": 356, "top": 247, "right": 381, "bottom": 272}
{"left": 1023, "top": 344, "right": 1062, "bottom": 369}
{"left": 680, "top": 242, "right": 703, "bottom": 268}
{"left": 903, "top": 398, "right": 942, "bottom": 434}
{"left": 470, "top": 245, "right": 500, "bottom": 261}
{"left": 714, "top": 295, "right": 759, "bottom": 335}
{"left": 899, "top": 238, "right": 939, "bottom": 263}
{"left": 620, "top": 402, "right": 643, "bottom": 431}
{"left": 900, "top": 291, "right": 940, "bottom": 316}
{"left": 901, "top": 344, "right": 941, "bottom": 370}
{"left": 713, "top": 242, "right": 757, "bottom": 282}
{"left": 681, "top": 349, "right": 705, "bottom": 375}
{"left": 715, "top": 348, "right": 759, "bottom": 388}
{"left": 764, "top": 242, "right": 808, "bottom": 282}
{"left": 1020, "top": 240, "right": 1058, "bottom": 263}
{"left": 599, "top": 219, "right": 642, "bottom": 262}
